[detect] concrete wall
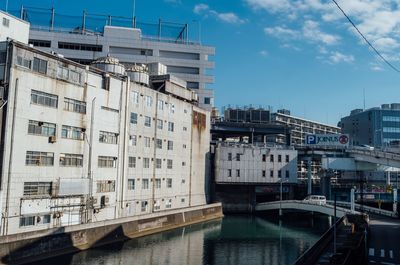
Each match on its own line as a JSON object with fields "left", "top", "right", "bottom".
{"left": 0, "top": 11, "right": 29, "bottom": 44}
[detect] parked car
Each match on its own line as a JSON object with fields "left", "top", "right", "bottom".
{"left": 303, "top": 195, "right": 327, "bottom": 205}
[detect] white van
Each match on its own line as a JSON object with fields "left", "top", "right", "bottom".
{"left": 303, "top": 195, "right": 327, "bottom": 205}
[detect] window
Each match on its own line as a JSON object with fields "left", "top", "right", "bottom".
{"left": 166, "top": 199, "right": 172, "bottom": 208}
{"left": 145, "top": 96, "right": 152, "bottom": 107}
{"left": 236, "top": 153, "right": 240, "bottom": 161}
{"left": 167, "top": 159, "right": 173, "bottom": 169}
{"left": 228, "top": 153, "right": 232, "bottom": 161}
{"left": 26, "top": 151, "right": 54, "bottom": 166}
{"left": 132, "top": 91, "right": 139, "bottom": 104}
{"left": 278, "top": 155, "right": 282, "bottom": 163}
{"left": 166, "top": 178, "right": 172, "bottom": 188}
{"left": 57, "top": 66, "right": 81, "bottom": 84}
{"left": 31, "top": 90, "right": 58, "bottom": 108}
{"left": 2, "top": 17, "right": 10, "bottom": 27}
{"left": 64, "top": 98, "right": 86, "bottom": 114}
{"left": 144, "top": 116, "right": 151, "bottom": 127}
{"left": 181, "top": 198, "right": 185, "bottom": 203}
{"left": 97, "top": 180, "right": 115, "bottom": 192}
{"left": 23, "top": 182, "right": 52, "bottom": 196}
{"left": 262, "top": 170, "right": 266, "bottom": 177}
{"left": 61, "top": 125, "right": 84, "bottom": 140}
{"left": 144, "top": 137, "right": 151, "bottom": 148}
{"left": 170, "top": 103, "right": 175, "bottom": 114}
{"left": 155, "top": 179, "right": 161, "bottom": 189}
{"left": 157, "top": 99, "right": 164, "bottom": 110}
{"left": 286, "top": 170, "right": 290, "bottom": 178}
{"left": 130, "top": 113, "right": 138, "bottom": 124}
{"left": 142, "top": 179, "right": 149, "bottom": 189}
{"left": 228, "top": 169, "right": 232, "bottom": 177}
{"left": 32, "top": 57, "right": 47, "bottom": 74}
{"left": 156, "top": 158, "right": 162, "bottom": 169}
{"left": 270, "top": 155, "right": 274, "bottom": 162}
{"left": 204, "top": 97, "right": 211, "bottom": 105}
{"left": 156, "top": 139, "right": 162, "bottom": 149}
{"left": 182, "top": 161, "right": 186, "bottom": 166}
{"left": 101, "top": 106, "right": 118, "bottom": 113}
{"left": 183, "top": 126, "right": 187, "bottom": 131}
{"left": 286, "top": 155, "right": 290, "bottom": 163}
{"left": 236, "top": 169, "right": 240, "bottom": 178}
{"left": 262, "top": 154, "right": 266, "bottom": 162}
{"left": 154, "top": 200, "right": 161, "bottom": 210}
{"left": 20, "top": 216, "right": 35, "bottom": 227}
{"left": 16, "top": 56, "right": 31, "bottom": 68}
{"left": 168, "top": 122, "right": 174, "bottom": 132}
{"left": 129, "top": 157, "right": 136, "bottom": 168}
{"left": 167, "top": 140, "right": 173, "bottom": 150}
{"left": 28, "top": 39, "right": 51, "bottom": 48}
{"left": 28, "top": 120, "right": 56, "bottom": 137}
{"left": 278, "top": 170, "right": 282, "bottom": 178}
{"left": 143, "top": 158, "right": 150, "bottom": 168}
{"left": 183, "top": 144, "right": 187, "bottom": 149}
{"left": 128, "top": 179, "right": 135, "bottom": 190}
{"left": 60, "top": 153, "right": 83, "bottom": 167}
{"left": 157, "top": 119, "right": 163, "bottom": 129}
{"left": 129, "top": 135, "right": 137, "bottom": 146}
{"left": 98, "top": 156, "right": 117, "bottom": 168}
{"left": 58, "top": 42, "right": 102, "bottom": 52}
{"left": 99, "top": 131, "right": 118, "bottom": 144}
{"left": 141, "top": 201, "right": 148, "bottom": 212}
{"left": 270, "top": 170, "right": 274, "bottom": 177}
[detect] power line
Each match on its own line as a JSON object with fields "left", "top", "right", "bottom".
{"left": 331, "top": 0, "right": 400, "bottom": 73}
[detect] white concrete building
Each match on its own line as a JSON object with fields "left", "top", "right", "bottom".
{"left": 214, "top": 143, "right": 298, "bottom": 184}
{"left": 0, "top": 40, "right": 210, "bottom": 235}
{"left": 0, "top": 11, "right": 29, "bottom": 44}
{"left": 17, "top": 7, "right": 215, "bottom": 110}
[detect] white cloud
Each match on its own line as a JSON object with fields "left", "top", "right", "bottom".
{"left": 329, "top": 51, "right": 355, "bottom": 64}
{"left": 245, "top": 0, "right": 292, "bottom": 13}
{"left": 302, "top": 20, "right": 340, "bottom": 45}
{"left": 194, "top": 4, "right": 245, "bottom": 24}
{"left": 164, "top": 0, "right": 181, "bottom": 4}
{"left": 259, "top": 50, "right": 268, "bottom": 57}
{"left": 264, "top": 26, "right": 299, "bottom": 39}
{"left": 193, "top": 4, "right": 209, "bottom": 14}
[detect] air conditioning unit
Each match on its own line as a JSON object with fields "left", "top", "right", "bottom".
{"left": 49, "top": 136, "right": 57, "bottom": 143}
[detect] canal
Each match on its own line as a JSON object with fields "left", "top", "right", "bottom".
{"left": 36, "top": 213, "right": 331, "bottom": 265}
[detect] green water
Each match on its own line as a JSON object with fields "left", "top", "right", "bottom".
{"left": 37, "top": 213, "right": 330, "bottom": 265}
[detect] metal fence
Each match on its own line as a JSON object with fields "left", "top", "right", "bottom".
{"left": 10, "top": 6, "right": 190, "bottom": 44}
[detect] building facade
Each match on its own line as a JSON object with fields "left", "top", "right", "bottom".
{"left": 340, "top": 104, "right": 400, "bottom": 147}
{"left": 0, "top": 40, "right": 209, "bottom": 235}
{"left": 0, "top": 11, "right": 29, "bottom": 44}
{"left": 16, "top": 8, "right": 215, "bottom": 110}
{"left": 272, "top": 110, "right": 341, "bottom": 146}
{"left": 214, "top": 142, "right": 298, "bottom": 184}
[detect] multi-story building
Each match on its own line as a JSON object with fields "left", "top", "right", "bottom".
{"left": 0, "top": 11, "right": 29, "bottom": 44}
{"left": 13, "top": 7, "right": 215, "bottom": 110}
{"left": 339, "top": 104, "right": 400, "bottom": 147}
{"left": 272, "top": 109, "right": 341, "bottom": 146}
{"left": 214, "top": 142, "right": 298, "bottom": 184}
{"left": 0, "top": 40, "right": 209, "bottom": 235}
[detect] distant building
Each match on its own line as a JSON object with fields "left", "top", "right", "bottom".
{"left": 0, "top": 11, "right": 29, "bottom": 43}
{"left": 224, "top": 106, "right": 271, "bottom": 124}
{"left": 340, "top": 104, "right": 400, "bottom": 147}
{"left": 12, "top": 7, "right": 215, "bottom": 110}
{"left": 0, "top": 40, "right": 209, "bottom": 235}
{"left": 272, "top": 109, "right": 341, "bottom": 146}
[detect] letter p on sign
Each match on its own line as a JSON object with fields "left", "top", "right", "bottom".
{"left": 307, "top": 135, "right": 316, "bottom": 144}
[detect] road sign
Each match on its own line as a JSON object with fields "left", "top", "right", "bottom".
{"left": 306, "top": 134, "right": 349, "bottom": 147}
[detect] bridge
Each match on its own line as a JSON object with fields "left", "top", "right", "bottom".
{"left": 255, "top": 200, "right": 397, "bottom": 218}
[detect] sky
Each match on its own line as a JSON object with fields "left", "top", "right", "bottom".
{"left": 3, "top": 0, "right": 400, "bottom": 126}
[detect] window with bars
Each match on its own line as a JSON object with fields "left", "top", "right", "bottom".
{"left": 144, "top": 116, "right": 151, "bottom": 127}
{"left": 25, "top": 151, "right": 54, "bottom": 166}
{"left": 59, "top": 153, "right": 83, "bottom": 167}
{"left": 16, "top": 56, "right": 31, "bottom": 68}
{"left": 128, "top": 179, "right": 135, "bottom": 190}
{"left": 157, "top": 99, "right": 164, "bottom": 110}
{"left": 129, "top": 157, "right": 136, "bottom": 168}
{"left": 31, "top": 90, "right": 58, "bottom": 108}
{"left": 156, "top": 158, "right": 162, "bottom": 169}
{"left": 130, "top": 112, "right": 138, "bottom": 124}
{"left": 23, "top": 182, "right": 52, "bottom": 196}
{"left": 155, "top": 179, "right": 161, "bottom": 189}
{"left": 166, "top": 178, "right": 172, "bottom": 188}
{"left": 64, "top": 98, "right": 86, "bottom": 114}
{"left": 144, "top": 137, "right": 151, "bottom": 148}
{"left": 167, "top": 140, "right": 173, "bottom": 150}
{"left": 96, "top": 180, "right": 115, "bottom": 192}
{"left": 98, "top": 156, "right": 117, "bottom": 168}
{"left": 168, "top": 122, "right": 174, "bottom": 132}
{"left": 145, "top": 95, "right": 152, "bottom": 107}
{"left": 20, "top": 216, "right": 35, "bottom": 227}
{"left": 167, "top": 159, "right": 173, "bottom": 169}
{"left": 99, "top": 131, "right": 118, "bottom": 144}
{"left": 156, "top": 139, "right": 162, "bottom": 149}
{"left": 32, "top": 57, "right": 47, "bottom": 74}
{"left": 143, "top": 158, "right": 150, "bottom": 168}
{"left": 28, "top": 120, "right": 56, "bottom": 137}
{"left": 61, "top": 125, "right": 85, "bottom": 140}
{"left": 157, "top": 119, "right": 163, "bottom": 130}
{"left": 142, "top": 179, "right": 149, "bottom": 189}
{"left": 57, "top": 66, "right": 81, "bottom": 84}
{"left": 132, "top": 91, "right": 139, "bottom": 104}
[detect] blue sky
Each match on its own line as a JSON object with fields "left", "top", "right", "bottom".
{"left": 4, "top": 0, "right": 400, "bottom": 126}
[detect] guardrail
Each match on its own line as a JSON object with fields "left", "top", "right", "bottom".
{"left": 293, "top": 216, "right": 345, "bottom": 265}
{"left": 326, "top": 200, "right": 397, "bottom": 218}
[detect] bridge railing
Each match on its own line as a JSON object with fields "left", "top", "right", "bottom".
{"left": 326, "top": 200, "right": 397, "bottom": 218}
{"left": 293, "top": 216, "right": 345, "bottom": 265}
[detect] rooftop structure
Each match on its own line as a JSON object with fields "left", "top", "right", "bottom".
{"left": 0, "top": 10, "right": 29, "bottom": 43}
{"left": 9, "top": 7, "right": 215, "bottom": 110}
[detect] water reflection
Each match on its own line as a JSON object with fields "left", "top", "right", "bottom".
{"left": 36, "top": 214, "right": 329, "bottom": 265}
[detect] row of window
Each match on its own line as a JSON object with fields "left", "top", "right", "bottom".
{"left": 25, "top": 151, "right": 84, "bottom": 167}
{"left": 130, "top": 112, "right": 186, "bottom": 131}
{"left": 383, "top": 116, "right": 400, "bottom": 122}
{"left": 132, "top": 92, "right": 176, "bottom": 113}
{"left": 29, "top": 121, "right": 85, "bottom": 140}
{"left": 383, "top": 127, "right": 400, "bottom": 133}
{"left": 128, "top": 157, "right": 175, "bottom": 169}
{"left": 31, "top": 90, "right": 86, "bottom": 113}
{"left": 227, "top": 169, "right": 291, "bottom": 178}
{"left": 227, "top": 153, "right": 290, "bottom": 163}
{"left": 20, "top": 214, "right": 51, "bottom": 227}
{"left": 127, "top": 178, "right": 173, "bottom": 190}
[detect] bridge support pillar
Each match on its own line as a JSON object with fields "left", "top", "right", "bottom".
{"left": 307, "top": 159, "right": 312, "bottom": 195}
